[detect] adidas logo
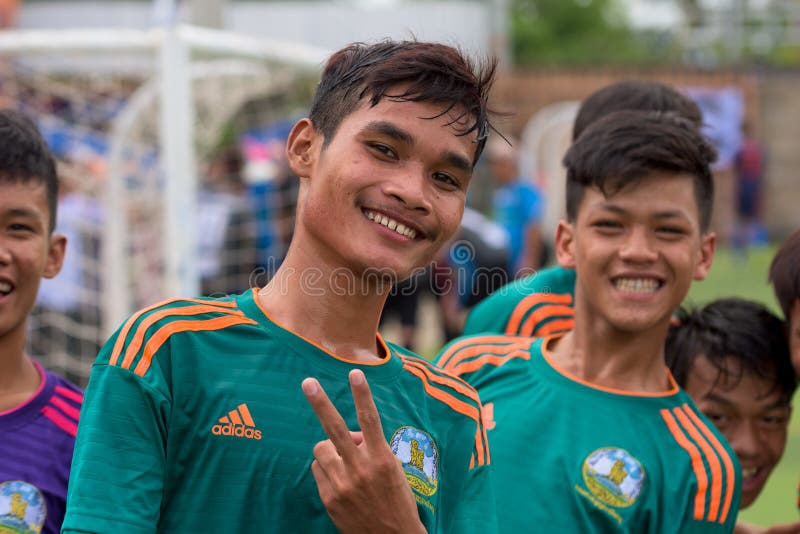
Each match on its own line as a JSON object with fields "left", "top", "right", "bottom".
{"left": 211, "top": 403, "right": 262, "bottom": 440}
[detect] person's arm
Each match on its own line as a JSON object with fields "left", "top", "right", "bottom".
{"left": 63, "top": 341, "right": 170, "bottom": 533}
{"left": 735, "top": 521, "right": 800, "bottom": 534}
{"left": 302, "top": 370, "right": 426, "bottom": 534}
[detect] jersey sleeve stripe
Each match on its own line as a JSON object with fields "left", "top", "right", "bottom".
{"left": 402, "top": 356, "right": 481, "bottom": 404}
{"left": 449, "top": 349, "right": 531, "bottom": 377}
{"left": 505, "top": 293, "right": 573, "bottom": 335}
{"left": 50, "top": 395, "right": 81, "bottom": 422}
{"left": 673, "top": 406, "right": 724, "bottom": 522}
{"left": 401, "top": 363, "right": 489, "bottom": 467}
{"left": 681, "top": 405, "right": 737, "bottom": 524}
{"left": 439, "top": 337, "right": 533, "bottom": 373}
{"left": 661, "top": 408, "right": 708, "bottom": 520}
{"left": 109, "top": 298, "right": 239, "bottom": 366}
{"left": 116, "top": 305, "right": 246, "bottom": 369}
{"left": 519, "top": 304, "right": 574, "bottom": 337}
{"left": 41, "top": 405, "right": 78, "bottom": 437}
{"left": 54, "top": 385, "right": 83, "bottom": 404}
{"left": 534, "top": 318, "right": 575, "bottom": 337}
{"left": 436, "top": 335, "right": 528, "bottom": 369}
{"left": 130, "top": 315, "right": 258, "bottom": 376}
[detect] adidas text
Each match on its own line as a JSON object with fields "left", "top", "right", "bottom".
{"left": 211, "top": 423, "right": 262, "bottom": 440}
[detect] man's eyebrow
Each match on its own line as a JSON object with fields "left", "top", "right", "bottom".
{"left": 443, "top": 152, "right": 472, "bottom": 174}
{"left": 6, "top": 207, "right": 41, "bottom": 220}
{"left": 595, "top": 204, "right": 689, "bottom": 220}
{"left": 362, "top": 121, "right": 414, "bottom": 146}
{"left": 702, "top": 392, "right": 735, "bottom": 406}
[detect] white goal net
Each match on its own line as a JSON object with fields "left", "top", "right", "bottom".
{"left": 0, "top": 25, "right": 327, "bottom": 385}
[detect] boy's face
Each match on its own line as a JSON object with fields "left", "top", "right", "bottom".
{"left": 0, "top": 181, "right": 65, "bottom": 340}
{"left": 790, "top": 300, "right": 800, "bottom": 377}
{"left": 684, "top": 355, "right": 790, "bottom": 508}
{"left": 555, "top": 172, "right": 715, "bottom": 333}
{"left": 286, "top": 94, "right": 474, "bottom": 282}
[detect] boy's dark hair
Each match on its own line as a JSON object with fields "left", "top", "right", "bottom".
{"left": 666, "top": 298, "right": 796, "bottom": 403}
{"left": 0, "top": 109, "right": 58, "bottom": 232}
{"left": 563, "top": 110, "right": 717, "bottom": 231}
{"left": 769, "top": 229, "right": 800, "bottom": 319}
{"left": 573, "top": 80, "right": 703, "bottom": 141}
{"left": 309, "top": 40, "right": 497, "bottom": 165}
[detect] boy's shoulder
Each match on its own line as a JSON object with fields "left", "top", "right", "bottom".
{"left": 463, "top": 265, "right": 576, "bottom": 336}
{"left": 433, "top": 333, "right": 539, "bottom": 388}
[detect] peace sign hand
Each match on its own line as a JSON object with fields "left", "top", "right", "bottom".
{"left": 302, "top": 369, "right": 426, "bottom": 534}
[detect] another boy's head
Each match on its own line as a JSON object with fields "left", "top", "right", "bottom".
{"left": 557, "top": 111, "right": 716, "bottom": 331}
{"left": 0, "top": 109, "right": 59, "bottom": 232}
{"left": 0, "top": 109, "right": 66, "bottom": 339}
{"left": 286, "top": 40, "right": 497, "bottom": 281}
{"left": 308, "top": 40, "right": 496, "bottom": 166}
{"left": 666, "top": 298, "right": 795, "bottom": 508}
{"left": 769, "top": 229, "right": 800, "bottom": 375}
{"left": 573, "top": 80, "right": 703, "bottom": 141}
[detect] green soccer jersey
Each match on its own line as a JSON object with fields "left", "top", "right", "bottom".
{"left": 434, "top": 334, "right": 741, "bottom": 533}
{"left": 463, "top": 265, "right": 576, "bottom": 337}
{"left": 64, "top": 289, "right": 496, "bottom": 534}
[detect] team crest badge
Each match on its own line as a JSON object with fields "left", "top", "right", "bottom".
{"left": 0, "top": 480, "right": 47, "bottom": 534}
{"left": 390, "top": 426, "right": 439, "bottom": 497}
{"left": 582, "top": 447, "right": 645, "bottom": 508}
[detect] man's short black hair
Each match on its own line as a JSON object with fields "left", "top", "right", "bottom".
{"left": 309, "top": 40, "right": 497, "bottom": 166}
{"left": 563, "top": 110, "right": 716, "bottom": 231}
{"left": 0, "top": 109, "right": 58, "bottom": 231}
{"left": 666, "top": 298, "right": 796, "bottom": 403}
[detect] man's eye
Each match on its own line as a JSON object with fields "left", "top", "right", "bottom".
{"left": 434, "top": 172, "right": 459, "bottom": 189}
{"left": 593, "top": 220, "right": 622, "bottom": 229}
{"left": 657, "top": 226, "right": 685, "bottom": 236}
{"left": 368, "top": 143, "right": 396, "bottom": 159}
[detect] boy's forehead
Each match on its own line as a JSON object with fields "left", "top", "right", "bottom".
{"left": 694, "top": 355, "right": 786, "bottom": 405}
{"left": 0, "top": 180, "right": 50, "bottom": 217}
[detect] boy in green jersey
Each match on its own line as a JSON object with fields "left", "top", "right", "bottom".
{"left": 666, "top": 298, "right": 800, "bottom": 534}
{"left": 463, "top": 80, "right": 703, "bottom": 338}
{"left": 436, "top": 110, "right": 740, "bottom": 532}
{"left": 64, "top": 40, "right": 498, "bottom": 533}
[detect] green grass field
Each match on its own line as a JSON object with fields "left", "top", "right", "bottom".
{"left": 686, "top": 244, "right": 798, "bottom": 527}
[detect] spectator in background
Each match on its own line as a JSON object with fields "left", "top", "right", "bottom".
{"left": 197, "top": 146, "right": 258, "bottom": 296}
{"left": 733, "top": 121, "right": 767, "bottom": 253}
{"left": 487, "top": 136, "right": 545, "bottom": 276}
{"left": 0, "top": 0, "right": 18, "bottom": 28}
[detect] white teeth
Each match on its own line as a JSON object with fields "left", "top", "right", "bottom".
{"left": 742, "top": 468, "right": 758, "bottom": 478}
{"left": 614, "top": 278, "right": 660, "bottom": 293}
{"left": 364, "top": 211, "right": 417, "bottom": 239}
{"left": 0, "top": 281, "right": 10, "bottom": 293}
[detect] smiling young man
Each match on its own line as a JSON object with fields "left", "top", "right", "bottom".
{"left": 0, "top": 109, "right": 82, "bottom": 534}
{"left": 64, "top": 40, "right": 498, "bottom": 533}
{"left": 461, "top": 80, "right": 704, "bottom": 340}
{"left": 436, "top": 110, "right": 740, "bottom": 532}
{"left": 666, "top": 298, "right": 800, "bottom": 534}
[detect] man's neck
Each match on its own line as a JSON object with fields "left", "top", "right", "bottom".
{"left": 258, "top": 251, "right": 390, "bottom": 363}
{"left": 547, "top": 317, "right": 672, "bottom": 394}
{"left": 0, "top": 326, "right": 42, "bottom": 412}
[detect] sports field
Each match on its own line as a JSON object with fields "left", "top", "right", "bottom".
{"left": 687, "top": 243, "right": 797, "bottom": 527}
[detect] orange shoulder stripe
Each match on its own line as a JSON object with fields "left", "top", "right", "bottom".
{"left": 450, "top": 348, "right": 531, "bottom": 377}
{"left": 440, "top": 338, "right": 533, "bottom": 373}
{"left": 661, "top": 408, "right": 708, "bottom": 521}
{"left": 402, "top": 363, "right": 488, "bottom": 467}
{"left": 131, "top": 315, "right": 258, "bottom": 376}
{"left": 673, "top": 406, "right": 724, "bottom": 522}
{"left": 682, "top": 405, "right": 737, "bottom": 524}
{"left": 505, "top": 293, "right": 572, "bottom": 335}
{"left": 437, "top": 335, "right": 526, "bottom": 369}
{"left": 402, "top": 356, "right": 481, "bottom": 405}
{"left": 116, "top": 305, "right": 245, "bottom": 370}
{"left": 109, "top": 298, "right": 238, "bottom": 366}
{"left": 534, "top": 318, "right": 575, "bottom": 337}
{"left": 519, "top": 304, "right": 574, "bottom": 337}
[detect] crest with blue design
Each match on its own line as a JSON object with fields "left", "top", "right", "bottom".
{"left": 582, "top": 447, "right": 646, "bottom": 508}
{"left": 389, "top": 426, "right": 439, "bottom": 497}
{"left": 0, "top": 480, "right": 46, "bottom": 534}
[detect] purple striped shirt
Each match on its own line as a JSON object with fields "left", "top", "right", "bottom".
{"left": 0, "top": 360, "right": 82, "bottom": 534}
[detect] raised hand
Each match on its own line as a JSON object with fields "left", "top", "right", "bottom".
{"left": 735, "top": 520, "right": 800, "bottom": 534}
{"left": 302, "top": 369, "right": 426, "bottom": 534}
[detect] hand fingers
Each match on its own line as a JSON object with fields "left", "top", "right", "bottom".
{"left": 349, "top": 431, "right": 364, "bottom": 446}
{"left": 302, "top": 378, "right": 358, "bottom": 461}
{"left": 766, "top": 522, "right": 800, "bottom": 534}
{"left": 348, "top": 370, "right": 386, "bottom": 449}
{"left": 310, "top": 459, "right": 336, "bottom": 507}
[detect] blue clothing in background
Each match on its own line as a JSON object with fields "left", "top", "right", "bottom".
{"left": 493, "top": 179, "right": 544, "bottom": 270}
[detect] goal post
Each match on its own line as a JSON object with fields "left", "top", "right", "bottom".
{"left": 0, "top": 25, "right": 328, "bottom": 384}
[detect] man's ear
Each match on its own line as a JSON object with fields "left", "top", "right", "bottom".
{"left": 43, "top": 233, "right": 66, "bottom": 279}
{"left": 554, "top": 220, "right": 577, "bottom": 270}
{"left": 285, "top": 118, "right": 320, "bottom": 178}
{"left": 692, "top": 231, "right": 716, "bottom": 281}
